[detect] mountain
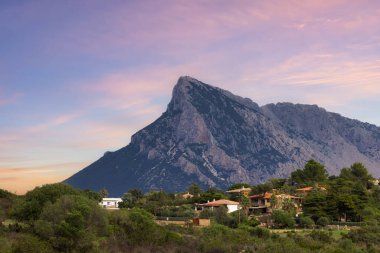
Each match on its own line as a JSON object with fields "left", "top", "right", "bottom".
{"left": 65, "top": 76, "right": 380, "bottom": 195}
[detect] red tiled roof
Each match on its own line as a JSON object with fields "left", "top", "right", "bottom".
{"left": 296, "top": 187, "right": 313, "bottom": 191}
{"left": 199, "top": 199, "right": 240, "bottom": 207}
{"left": 249, "top": 192, "right": 272, "bottom": 199}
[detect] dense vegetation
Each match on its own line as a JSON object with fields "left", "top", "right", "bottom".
{"left": 1, "top": 161, "right": 380, "bottom": 252}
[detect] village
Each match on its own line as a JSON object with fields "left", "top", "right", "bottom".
{"left": 99, "top": 161, "right": 380, "bottom": 231}
{"left": 100, "top": 184, "right": 342, "bottom": 228}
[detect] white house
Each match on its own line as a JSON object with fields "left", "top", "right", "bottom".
{"left": 100, "top": 198, "right": 123, "bottom": 209}
{"left": 196, "top": 199, "right": 240, "bottom": 213}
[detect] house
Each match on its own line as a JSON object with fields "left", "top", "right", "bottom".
{"left": 100, "top": 198, "right": 122, "bottom": 209}
{"left": 249, "top": 192, "right": 272, "bottom": 213}
{"left": 196, "top": 199, "right": 240, "bottom": 213}
{"left": 226, "top": 186, "right": 252, "bottom": 197}
{"left": 249, "top": 192, "right": 302, "bottom": 214}
{"left": 296, "top": 186, "right": 326, "bottom": 196}
{"left": 181, "top": 192, "right": 194, "bottom": 199}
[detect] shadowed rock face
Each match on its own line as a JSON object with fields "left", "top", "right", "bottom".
{"left": 65, "top": 76, "right": 380, "bottom": 195}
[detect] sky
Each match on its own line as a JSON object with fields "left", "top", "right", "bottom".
{"left": 1, "top": 0, "right": 380, "bottom": 194}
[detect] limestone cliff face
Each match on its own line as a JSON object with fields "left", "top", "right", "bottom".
{"left": 66, "top": 76, "right": 380, "bottom": 195}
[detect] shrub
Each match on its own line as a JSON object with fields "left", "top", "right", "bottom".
{"left": 346, "top": 225, "right": 380, "bottom": 245}
{"left": 316, "top": 217, "right": 330, "bottom": 227}
{"left": 34, "top": 195, "right": 108, "bottom": 252}
{"left": 308, "top": 230, "right": 332, "bottom": 243}
{"left": 272, "top": 210, "right": 295, "bottom": 228}
{"left": 299, "top": 216, "right": 315, "bottom": 228}
{"left": 11, "top": 234, "right": 53, "bottom": 253}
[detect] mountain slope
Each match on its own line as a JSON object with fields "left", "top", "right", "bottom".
{"left": 65, "top": 76, "right": 380, "bottom": 195}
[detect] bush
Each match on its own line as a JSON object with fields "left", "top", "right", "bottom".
{"left": 245, "top": 216, "right": 260, "bottom": 227}
{"left": 10, "top": 184, "right": 80, "bottom": 221}
{"left": 199, "top": 209, "right": 213, "bottom": 219}
{"left": 249, "top": 226, "right": 271, "bottom": 239}
{"left": 11, "top": 234, "right": 53, "bottom": 253}
{"left": 316, "top": 217, "right": 330, "bottom": 227}
{"left": 299, "top": 216, "right": 315, "bottom": 228}
{"left": 108, "top": 208, "right": 181, "bottom": 247}
{"left": 34, "top": 195, "right": 108, "bottom": 252}
{"left": 346, "top": 225, "right": 380, "bottom": 245}
{"left": 272, "top": 210, "right": 295, "bottom": 228}
{"left": 308, "top": 230, "right": 332, "bottom": 243}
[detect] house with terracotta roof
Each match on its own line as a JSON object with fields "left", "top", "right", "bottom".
{"left": 249, "top": 192, "right": 272, "bottom": 213}
{"left": 249, "top": 192, "right": 302, "bottom": 214}
{"left": 196, "top": 199, "right": 240, "bottom": 213}
{"left": 296, "top": 185, "right": 326, "bottom": 197}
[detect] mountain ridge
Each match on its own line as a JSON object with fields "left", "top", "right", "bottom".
{"left": 65, "top": 76, "right": 380, "bottom": 195}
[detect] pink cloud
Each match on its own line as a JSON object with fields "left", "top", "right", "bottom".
{"left": 25, "top": 111, "right": 84, "bottom": 134}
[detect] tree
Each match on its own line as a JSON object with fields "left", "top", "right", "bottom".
{"left": 272, "top": 210, "right": 295, "bottom": 228}
{"left": 188, "top": 183, "right": 202, "bottom": 196}
{"left": 302, "top": 190, "right": 328, "bottom": 221}
{"left": 119, "top": 188, "right": 144, "bottom": 208}
{"left": 10, "top": 183, "right": 80, "bottom": 221}
{"left": 340, "top": 163, "right": 373, "bottom": 188}
{"left": 268, "top": 178, "right": 287, "bottom": 190}
{"left": 198, "top": 188, "right": 227, "bottom": 203}
{"left": 291, "top": 160, "right": 328, "bottom": 185}
{"left": 250, "top": 183, "right": 273, "bottom": 195}
{"left": 99, "top": 187, "right": 109, "bottom": 198}
{"left": 34, "top": 195, "right": 108, "bottom": 252}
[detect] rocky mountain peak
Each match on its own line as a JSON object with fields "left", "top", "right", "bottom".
{"left": 66, "top": 77, "right": 380, "bottom": 195}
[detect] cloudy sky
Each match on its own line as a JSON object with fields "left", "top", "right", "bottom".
{"left": 1, "top": 0, "right": 380, "bottom": 193}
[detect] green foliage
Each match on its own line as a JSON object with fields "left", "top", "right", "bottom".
{"left": 188, "top": 183, "right": 202, "bottom": 196}
{"left": 340, "top": 163, "right": 373, "bottom": 188}
{"left": 11, "top": 234, "right": 53, "bottom": 253}
{"left": 308, "top": 230, "right": 332, "bottom": 243}
{"left": 0, "top": 189, "right": 14, "bottom": 199}
{"left": 291, "top": 159, "right": 328, "bottom": 185}
{"left": 108, "top": 208, "right": 181, "bottom": 247}
{"left": 251, "top": 183, "right": 273, "bottom": 195}
{"left": 245, "top": 216, "right": 260, "bottom": 227}
{"left": 119, "top": 188, "right": 144, "bottom": 208}
{"left": 346, "top": 225, "right": 380, "bottom": 245}
{"left": 316, "top": 216, "right": 330, "bottom": 227}
{"left": 34, "top": 194, "right": 108, "bottom": 252}
{"left": 198, "top": 188, "right": 228, "bottom": 203}
{"left": 11, "top": 183, "right": 80, "bottom": 221}
{"left": 156, "top": 204, "right": 195, "bottom": 218}
{"left": 299, "top": 216, "right": 315, "bottom": 228}
{"left": 199, "top": 209, "right": 214, "bottom": 219}
{"left": 3, "top": 161, "right": 380, "bottom": 252}
{"left": 303, "top": 190, "right": 328, "bottom": 221}
{"left": 268, "top": 178, "right": 287, "bottom": 190}
{"left": 272, "top": 210, "right": 295, "bottom": 228}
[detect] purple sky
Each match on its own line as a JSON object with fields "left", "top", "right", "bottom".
{"left": 1, "top": 0, "right": 380, "bottom": 193}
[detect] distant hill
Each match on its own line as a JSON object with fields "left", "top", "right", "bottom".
{"left": 65, "top": 76, "right": 380, "bottom": 195}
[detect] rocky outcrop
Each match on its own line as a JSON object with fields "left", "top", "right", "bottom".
{"left": 65, "top": 76, "right": 380, "bottom": 195}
